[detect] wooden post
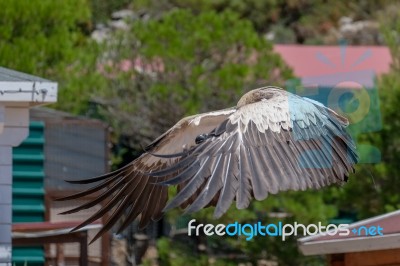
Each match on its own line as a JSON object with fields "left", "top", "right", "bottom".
{"left": 56, "top": 244, "right": 65, "bottom": 266}
{"left": 79, "top": 231, "right": 88, "bottom": 266}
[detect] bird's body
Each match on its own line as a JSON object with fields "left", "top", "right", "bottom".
{"left": 58, "top": 87, "right": 358, "bottom": 242}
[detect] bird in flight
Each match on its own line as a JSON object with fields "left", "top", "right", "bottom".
{"left": 58, "top": 86, "right": 358, "bottom": 242}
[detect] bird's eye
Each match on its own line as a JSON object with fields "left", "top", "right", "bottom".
{"left": 195, "top": 134, "right": 208, "bottom": 144}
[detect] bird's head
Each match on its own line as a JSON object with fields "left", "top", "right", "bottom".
{"left": 237, "top": 86, "right": 285, "bottom": 107}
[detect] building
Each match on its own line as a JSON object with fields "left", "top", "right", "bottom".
{"left": 298, "top": 210, "right": 400, "bottom": 266}
{"left": 13, "top": 107, "right": 111, "bottom": 265}
{"left": 0, "top": 67, "right": 57, "bottom": 264}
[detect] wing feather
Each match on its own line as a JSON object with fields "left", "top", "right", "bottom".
{"left": 184, "top": 155, "right": 228, "bottom": 214}
{"left": 214, "top": 153, "right": 239, "bottom": 218}
{"left": 157, "top": 90, "right": 358, "bottom": 219}
{"left": 60, "top": 88, "right": 358, "bottom": 242}
{"left": 247, "top": 146, "right": 270, "bottom": 200}
{"left": 58, "top": 108, "right": 236, "bottom": 241}
{"left": 236, "top": 146, "right": 252, "bottom": 209}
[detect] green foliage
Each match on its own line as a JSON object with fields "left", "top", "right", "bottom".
{"left": 96, "top": 9, "right": 292, "bottom": 149}
{"left": 133, "top": 0, "right": 389, "bottom": 44}
{"left": 0, "top": 0, "right": 90, "bottom": 75}
{"left": 379, "top": 3, "right": 400, "bottom": 71}
{"left": 149, "top": 237, "right": 210, "bottom": 266}
{"left": 0, "top": 0, "right": 105, "bottom": 114}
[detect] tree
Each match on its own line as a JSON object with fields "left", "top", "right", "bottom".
{"left": 324, "top": 2, "right": 400, "bottom": 221}
{"left": 93, "top": 8, "right": 292, "bottom": 171}
{"left": 133, "top": 0, "right": 389, "bottom": 44}
{"left": 0, "top": 0, "right": 104, "bottom": 114}
{"left": 95, "top": 9, "right": 292, "bottom": 150}
{"left": 0, "top": 0, "right": 89, "bottom": 74}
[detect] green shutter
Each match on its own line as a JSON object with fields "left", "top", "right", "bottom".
{"left": 12, "top": 121, "right": 45, "bottom": 265}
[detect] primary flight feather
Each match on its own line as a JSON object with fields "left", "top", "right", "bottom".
{"left": 58, "top": 86, "right": 358, "bottom": 243}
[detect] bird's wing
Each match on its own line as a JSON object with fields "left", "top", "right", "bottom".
{"left": 153, "top": 92, "right": 358, "bottom": 219}
{"left": 57, "top": 107, "right": 236, "bottom": 243}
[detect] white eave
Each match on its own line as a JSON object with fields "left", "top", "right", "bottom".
{"left": 299, "top": 232, "right": 400, "bottom": 256}
{"left": 298, "top": 209, "right": 400, "bottom": 255}
{"left": 0, "top": 66, "right": 57, "bottom": 106}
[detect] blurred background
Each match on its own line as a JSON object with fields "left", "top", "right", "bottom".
{"left": 1, "top": 0, "right": 400, "bottom": 265}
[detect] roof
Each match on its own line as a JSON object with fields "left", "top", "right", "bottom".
{"left": 274, "top": 45, "right": 392, "bottom": 87}
{"left": 298, "top": 210, "right": 400, "bottom": 255}
{"left": 0, "top": 67, "right": 57, "bottom": 105}
{"left": 0, "top": 67, "right": 51, "bottom": 83}
{"left": 30, "top": 107, "right": 107, "bottom": 124}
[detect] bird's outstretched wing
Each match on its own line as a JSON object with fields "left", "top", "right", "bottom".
{"left": 56, "top": 108, "right": 236, "bottom": 243}
{"left": 152, "top": 92, "right": 358, "bottom": 218}
{"left": 59, "top": 90, "right": 358, "bottom": 243}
